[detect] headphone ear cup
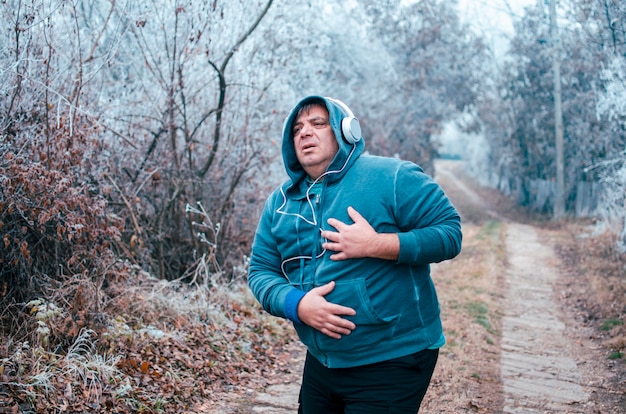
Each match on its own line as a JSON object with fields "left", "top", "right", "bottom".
{"left": 341, "top": 116, "right": 362, "bottom": 144}
{"left": 326, "top": 97, "right": 362, "bottom": 144}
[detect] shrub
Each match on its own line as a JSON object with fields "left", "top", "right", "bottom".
{"left": 0, "top": 122, "right": 123, "bottom": 345}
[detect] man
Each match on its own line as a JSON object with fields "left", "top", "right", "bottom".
{"left": 248, "top": 96, "right": 462, "bottom": 413}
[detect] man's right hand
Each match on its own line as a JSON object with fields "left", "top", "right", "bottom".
{"left": 297, "top": 281, "right": 356, "bottom": 339}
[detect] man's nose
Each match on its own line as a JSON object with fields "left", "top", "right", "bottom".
{"left": 300, "top": 122, "right": 313, "bottom": 136}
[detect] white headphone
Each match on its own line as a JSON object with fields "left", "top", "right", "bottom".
{"left": 325, "top": 97, "right": 362, "bottom": 144}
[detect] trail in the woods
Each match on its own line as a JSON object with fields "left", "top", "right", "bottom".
{"left": 437, "top": 162, "right": 590, "bottom": 412}
{"left": 500, "top": 223, "right": 587, "bottom": 412}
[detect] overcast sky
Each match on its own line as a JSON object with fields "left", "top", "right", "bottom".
{"left": 458, "top": 0, "right": 537, "bottom": 31}
{"left": 457, "top": 0, "right": 537, "bottom": 58}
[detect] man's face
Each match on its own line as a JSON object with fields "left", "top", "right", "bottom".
{"left": 292, "top": 104, "right": 339, "bottom": 179}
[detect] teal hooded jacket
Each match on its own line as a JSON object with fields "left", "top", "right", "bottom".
{"left": 248, "top": 96, "right": 462, "bottom": 368}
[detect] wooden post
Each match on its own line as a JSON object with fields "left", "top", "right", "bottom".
{"left": 551, "top": 0, "right": 565, "bottom": 219}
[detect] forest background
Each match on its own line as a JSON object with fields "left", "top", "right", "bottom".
{"left": 0, "top": 0, "right": 625, "bottom": 412}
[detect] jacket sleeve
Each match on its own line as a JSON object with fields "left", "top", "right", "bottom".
{"left": 247, "top": 194, "right": 306, "bottom": 323}
{"left": 394, "top": 162, "right": 462, "bottom": 265}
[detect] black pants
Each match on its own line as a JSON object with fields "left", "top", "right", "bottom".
{"left": 298, "top": 348, "right": 439, "bottom": 414}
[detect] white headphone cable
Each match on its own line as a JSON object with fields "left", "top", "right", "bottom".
{"left": 275, "top": 144, "right": 357, "bottom": 226}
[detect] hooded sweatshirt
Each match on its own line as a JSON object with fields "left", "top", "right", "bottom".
{"left": 248, "top": 95, "right": 462, "bottom": 368}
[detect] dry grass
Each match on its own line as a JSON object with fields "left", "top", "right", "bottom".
{"left": 0, "top": 196, "right": 299, "bottom": 413}
{"left": 554, "top": 222, "right": 626, "bottom": 358}
{"left": 421, "top": 220, "right": 506, "bottom": 413}
{"left": 0, "top": 263, "right": 295, "bottom": 413}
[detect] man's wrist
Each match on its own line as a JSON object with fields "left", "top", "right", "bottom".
{"left": 284, "top": 289, "right": 306, "bottom": 324}
{"left": 370, "top": 233, "right": 400, "bottom": 261}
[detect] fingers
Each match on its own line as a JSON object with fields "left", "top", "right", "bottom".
{"left": 326, "top": 206, "right": 361, "bottom": 231}
{"left": 312, "top": 314, "right": 356, "bottom": 339}
{"left": 328, "top": 252, "right": 346, "bottom": 261}
{"left": 321, "top": 206, "right": 370, "bottom": 242}
{"left": 298, "top": 282, "right": 357, "bottom": 339}
{"left": 321, "top": 323, "right": 353, "bottom": 339}
{"left": 315, "top": 280, "right": 336, "bottom": 296}
{"left": 319, "top": 312, "right": 356, "bottom": 339}
{"left": 325, "top": 217, "right": 344, "bottom": 233}
{"left": 347, "top": 206, "right": 364, "bottom": 222}
{"left": 315, "top": 301, "right": 356, "bottom": 339}
{"left": 329, "top": 302, "right": 357, "bottom": 318}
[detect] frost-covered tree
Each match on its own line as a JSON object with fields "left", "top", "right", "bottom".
{"left": 594, "top": 55, "right": 626, "bottom": 249}
{"left": 478, "top": 0, "right": 626, "bottom": 216}
{"left": 96, "top": 0, "right": 279, "bottom": 276}
{"left": 0, "top": 0, "right": 282, "bottom": 280}
{"left": 580, "top": 0, "right": 626, "bottom": 247}
{"left": 356, "top": 0, "right": 488, "bottom": 173}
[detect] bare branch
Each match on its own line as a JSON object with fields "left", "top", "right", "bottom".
{"left": 198, "top": 0, "right": 274, "bottom": 177}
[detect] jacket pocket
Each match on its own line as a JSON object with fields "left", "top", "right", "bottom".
{"left": 316, "top": 278, "right": 400, "bottom": 354}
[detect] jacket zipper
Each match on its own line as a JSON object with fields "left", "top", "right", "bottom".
{"left": 311, "top": 184, "right": 328, "bottom": 364}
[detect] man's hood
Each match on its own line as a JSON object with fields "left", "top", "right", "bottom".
{"left": 281, "top": 95, "right": 365, "bottom": 194}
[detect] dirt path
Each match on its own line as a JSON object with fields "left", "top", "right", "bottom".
{"left": 199, "top": 340, "right": 304, "bottom": 413}
{"left": 501, "top": 223, "right": 588, "bottom": 412}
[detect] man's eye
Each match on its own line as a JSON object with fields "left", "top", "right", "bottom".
{"left": 314, "top": 121, "right": 328, "bottom": 127}
{"left": 293, "top": 126, "right": 302, "bottom": 135}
